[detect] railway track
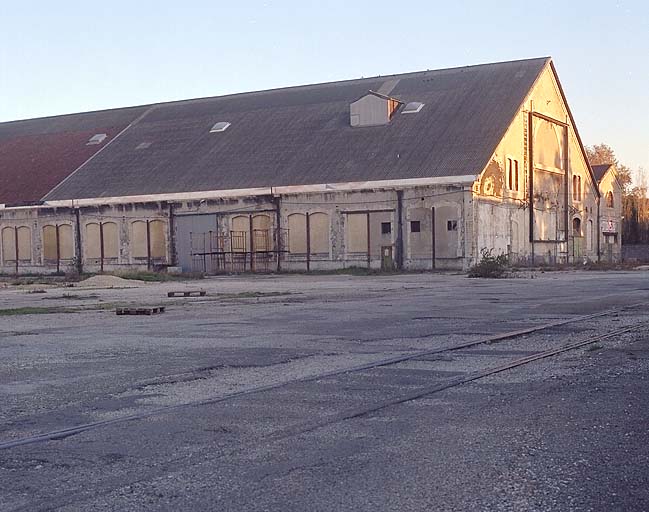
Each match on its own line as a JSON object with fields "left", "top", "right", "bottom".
{"left": 1, "top": 302, "right": 645, "bottom": 451}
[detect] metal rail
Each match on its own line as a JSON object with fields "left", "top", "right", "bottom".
{"left": 0, "top": 303, "right": 645, "bottom": 450}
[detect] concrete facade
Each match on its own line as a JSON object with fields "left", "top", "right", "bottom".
{"left": 0, "top": 59, "right": 621, "bottom": 274}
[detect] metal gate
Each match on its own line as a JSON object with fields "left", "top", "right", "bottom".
{"left": 175, "top": 213, "right": 288, "bottom": 273}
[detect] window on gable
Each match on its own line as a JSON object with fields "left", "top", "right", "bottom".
{"left": 410, "top": 221, "right": 421, "bottom": 233}
{"left": 572, "top": 175, "right": 582, "bottom": 201}
{"left": 605, "top": 191, "right": 614, "bottom": 208}
{"left": 447, "top": 220, "right": 458, "bottom": 231}
{"left": 507, "top": 158, "right": 519, "bottom": 191}
{"left": 381, "top": 222, "right": 392, "bottom": 235}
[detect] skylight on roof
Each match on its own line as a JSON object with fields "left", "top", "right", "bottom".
{"left": 210, "top": 122, "right": 231, "bottom": 133}
{"left": 402, "top": 102, "right": 425, "bottom": 114}
{"left": 86, "top": 133, "right": 107, "bottom": 145}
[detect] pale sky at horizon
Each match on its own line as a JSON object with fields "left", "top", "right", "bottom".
{"left": 1, "top": 0, "right": 647, "bottom": 176}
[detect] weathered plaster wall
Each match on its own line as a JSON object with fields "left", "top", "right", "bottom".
{"left": 472, "top": 63, "right": 601, "bottom": 265}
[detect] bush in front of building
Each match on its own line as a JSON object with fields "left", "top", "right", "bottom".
{"left": 468, "top": 248, "right": 509, "bottom": 278}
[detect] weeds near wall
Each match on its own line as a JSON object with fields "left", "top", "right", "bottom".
{"left": 468, "top": 248, "right": 510, "bottom": 278}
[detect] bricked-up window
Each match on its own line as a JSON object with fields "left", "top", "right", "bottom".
{"left": 507, "top": 158, "right": 519, "bottom": 191}
{"left": 572, "top": 175, "right": 582, "bottom": 201}
{"left": 410, "top": 221, "right": 421, "bottom": 233}
{"left": 381, "top": 222, "right": 392, "bottom": 235}
{"left": 447, "top": 220, "right": 458, "bottom": 231}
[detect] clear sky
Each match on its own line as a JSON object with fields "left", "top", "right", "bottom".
{"left": 1, "top": 0, "right": 647, "bottom": 175}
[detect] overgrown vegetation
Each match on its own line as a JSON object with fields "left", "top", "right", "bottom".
{"left": 468, "top": 249, "right": 510, "bottom": 278}
{"left": 115, "top": 271, "right": 205, "bottom": 282}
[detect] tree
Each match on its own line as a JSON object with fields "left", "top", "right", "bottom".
{"left": 584, "top": 143, "right": 633, "bottom": 192}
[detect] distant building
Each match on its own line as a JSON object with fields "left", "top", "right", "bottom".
{"left": 592, "top": 164, "right": 623, "bottom": 262}
{"left": 0, "top": 57, "right": 620, "bottom": 274}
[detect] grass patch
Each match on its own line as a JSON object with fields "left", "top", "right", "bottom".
{"left": 0, "top": 306, "right": 78, "bottom": 316}
{"left": 115, "top": 271, "right": 205, "bottom": 282}
{"left": 217, "top": 291, "right": 293, "bottom": 299}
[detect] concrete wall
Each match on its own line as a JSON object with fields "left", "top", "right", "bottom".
{"left": 0, "top": 184, "right": 472, "bottom": 275}
{"left": 0, "top": 203, "right": 170, "bottom": 274}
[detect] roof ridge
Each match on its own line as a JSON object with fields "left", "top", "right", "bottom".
{"left": 1, "top": 57, "right": 551, "bottom": 125}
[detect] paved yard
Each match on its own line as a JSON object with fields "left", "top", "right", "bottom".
{"left": 1, "top": 271, "right": 648, "bottom": 511}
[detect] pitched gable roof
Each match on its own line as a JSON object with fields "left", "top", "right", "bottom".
{"left": 2, "top": 58, "right": 550, "bottom": 203}
{"left": 592, "top": 163, "right": 614, "bottom": 182}
{"left": 0, "top": 106, "right": 149, "bottom": 205}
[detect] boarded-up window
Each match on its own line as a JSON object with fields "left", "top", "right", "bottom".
{"left": 288, "top": 214, "right": 306, "bottom": 254}
{"left": 103, "top": 222, "right": 119, "bottom": 259}
{"left": 309, "top": 213, "right": 329, "bottom": 254}
{"left": 535, "top": 119, "right": 564, "bottom": 170}
{"left": 17, "top": 227, "right": 31, "bottom": 261}
{"left": 131, "top": 221, "right": 148, "bottom": 258}
{"left": 252, "top": 215, "right": 271, "bottom": 251}
{"left": 43, "top": 225, "right": 58, "bottom": 261}
{"left": 85, "top": 223, "right": 101, "bottom": 259}
{"left": 2, "top": 227, "right": 15, "bottom": 263}
{"left": 1, "top": 227, "right": 29, "bottom": 263}
{"left": 149, "top": 220, "right": 166, "bottom": 259}
{"left": 231, "top": 216, "right": 249, "bottom": 252}
{"left": 347, "top": 213, "right": 368, "bottom": 253}
{"left": 59, "top": 225, "right": 73, "bottom": 260}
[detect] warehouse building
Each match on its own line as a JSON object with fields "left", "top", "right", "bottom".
{"left": 0, "top": 57, "right": 622, "bottom": 274}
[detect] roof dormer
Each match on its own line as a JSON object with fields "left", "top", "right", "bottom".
{"left": 350, "top": 91, "right": 403, "bottom": 127}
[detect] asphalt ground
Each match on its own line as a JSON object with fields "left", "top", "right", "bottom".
{"left": 0, "top": 270, "right": 648, "bottom": 511}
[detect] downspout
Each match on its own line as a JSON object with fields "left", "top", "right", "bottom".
{"left": 74, "top": 208, "right": 83, "bottom": 275}
{"left": 396, "top": 190, "right": 404, "bottom": 269}
{"left": 272, "top": 192, "right": 282, "bottom": 272}
{"left": 563, "top": 120, "right": 570, "bottom": 264}
{"left": 306, "top": 212, "right": 311, "bottom": 272}
{"left": 528, "top": 111, "right": 535, "bottom": 264}
{"left": 597, "top": 194, "right": 601, "bottom": 262}
{"left": 168, "top": 203, "right": 177, "bottom": 267}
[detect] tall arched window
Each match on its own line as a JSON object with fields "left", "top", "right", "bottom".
{"left": 572, "top": 175, "right": 582, "bottom": 202}
{"left": 605, "top": 191, "right": 614, "bottom": 208}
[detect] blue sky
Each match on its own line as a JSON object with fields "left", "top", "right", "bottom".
{"left": 1, "top": 0, "right": 647, "bottom": 174}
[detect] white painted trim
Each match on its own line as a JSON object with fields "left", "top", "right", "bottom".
{"left": 41, "top": 175, "right": 478, "bottom": 208}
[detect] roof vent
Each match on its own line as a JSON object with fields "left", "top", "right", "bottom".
{"left": 86, "top": 133, "right": 108, "bottom": 145}
{"left": 210, "top": 122, "right": 231, "bottom": 133}
{"left": 136, "top": 142, "right": 152, "bottom": 150}
{"left": 402, "top": 102, "right": 424, "bottom": 114}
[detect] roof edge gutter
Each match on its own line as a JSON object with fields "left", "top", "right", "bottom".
{"left": 41, "top": 175, "right": 478, "bottom": 208}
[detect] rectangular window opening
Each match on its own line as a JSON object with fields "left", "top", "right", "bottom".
{"left": 447, "top": 220, "right": 458, "bottom": 231}
{"left": 381, "top": 222, "right": 392, "bottom": 235}
{"left": 410, "top": 221, "right": 421, "bottom": 233}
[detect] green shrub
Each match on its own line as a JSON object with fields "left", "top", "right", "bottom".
{"left": 468, "top": 248, "right": 509, "bottom": 278}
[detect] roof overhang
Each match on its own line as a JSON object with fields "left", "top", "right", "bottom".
{"left": 41, "top": 175, "right": 478, "bottom": 208}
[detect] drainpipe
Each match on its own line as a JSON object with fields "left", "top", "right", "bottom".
{"left": 528, "top": 112, "right": 535, "bottom": 265}
{"left": 146, "top": 220, "right": 152, "bottom": 271}
{"left": 597, "top": 195, "right": 601, "bottom": 262}
{"left": 563, "top": 123, "right": 570, "bottom": 264}
{"left": 306, "top": 212, "right": 311, "bottom": 272}
{"left": 168, "top": 203, "right": 177, "bottom": 267}
{"left": 396, "top": 190, "right": 404, "bottom": 270}
{"left": 14, "top": 226, "right": 19, "bottom": 275}
{"left": 74, "top": 209, "right": 83, "bottom": 275}
{"left": 272, "top": 194, "right": 282, "bottom": 272}
{"left": 366, "top": 212, "right": 371, "bottom": 269}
